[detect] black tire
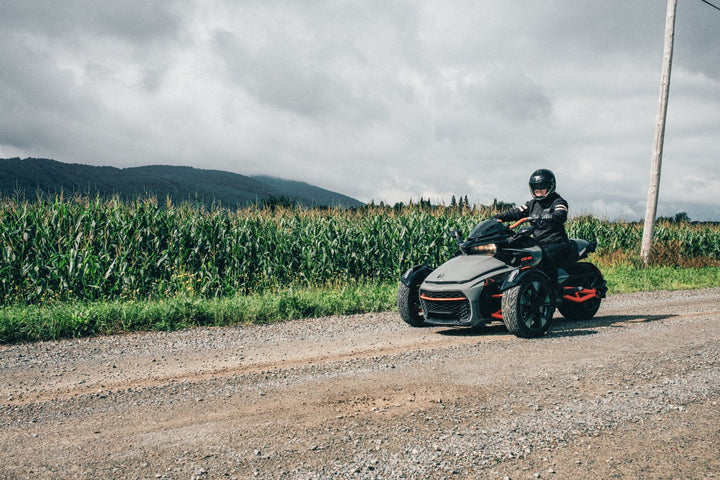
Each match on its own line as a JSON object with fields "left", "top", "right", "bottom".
{"left": 501, "top": 270, "right": 554, "bottom": 338}
{"left": 558, "top": 263, "right": 604, "bottom": 321}
{"left": 397, "top": 283, "right": 427, "bottom": 327}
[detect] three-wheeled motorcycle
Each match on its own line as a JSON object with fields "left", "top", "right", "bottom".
{"left": 397, "top": 217, "right": 607, "bottom": 338}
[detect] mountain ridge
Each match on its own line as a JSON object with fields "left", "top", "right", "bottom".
{"left": 0, "top": 158, "right": 363, "bottom": 209}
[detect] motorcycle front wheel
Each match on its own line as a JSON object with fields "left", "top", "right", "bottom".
{"left": 397, "top": 283, "right": 427, "bottom": 327}
{"left": 501, "top": 270, "right": 554, "bottom": 338}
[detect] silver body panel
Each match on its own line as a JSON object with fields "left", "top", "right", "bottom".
{"left": 419, "top": 245, "right": 543, "bottom": 327}
{"left": 419, "top": 255, "right": 513, "bottom": 327}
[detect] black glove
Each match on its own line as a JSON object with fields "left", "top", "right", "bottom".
{"left": 528, "top": 214, "right": 553, "bottom": 225}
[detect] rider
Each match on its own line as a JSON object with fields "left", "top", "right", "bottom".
{"left": 492, "top": 169, "right": 570, "bottom": 292}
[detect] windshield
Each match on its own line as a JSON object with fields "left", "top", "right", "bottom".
{"left": 467, "top": 218, "right": 510, "bottom": 241}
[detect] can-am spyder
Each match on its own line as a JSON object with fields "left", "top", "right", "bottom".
{"left": 397, "top": 217, "right": 607, "bottom": 338}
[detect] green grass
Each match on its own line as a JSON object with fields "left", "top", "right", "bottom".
{"left": 0, "top": 281, "right": 396, "bottom": 343}
{"left": 2, "top": 266, "right": 718, "bottom": 344}
{"left": 604, "top": 265, "right": 720, "bottom": 293}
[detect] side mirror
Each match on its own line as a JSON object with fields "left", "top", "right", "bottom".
{"left": 449, "top": 229, "right": 463, "bottom": 245}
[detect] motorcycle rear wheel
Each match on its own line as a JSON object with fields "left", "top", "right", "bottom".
{"left": 501, "top": 270, "right": 554, "bottom": 338}
{"left": 559, "top": 263, "right": 604, "bottom": 321}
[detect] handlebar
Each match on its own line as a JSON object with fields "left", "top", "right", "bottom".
{"left": 509, "top": 217, "right": 529, "bottom": 229}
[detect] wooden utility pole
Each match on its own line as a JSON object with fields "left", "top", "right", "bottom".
{"left": 641, "top": 0, "right": 678, "bottom": 265}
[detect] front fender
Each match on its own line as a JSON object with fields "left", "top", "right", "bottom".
{"left": 500, "top": 268, "right": 550, "bottom": 292}
{"left": 400, "top": 265, "right": 434, "bottom": 288}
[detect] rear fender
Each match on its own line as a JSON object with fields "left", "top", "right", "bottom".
{"left": 570, "top": 238, "right": 598, "bottom": 262}
{"left": 400, "top": 265, "right": 434, "bottom": 288}
{"left": 581, "top": 239, "right": 598, "bottom": 259}
{"left": 500, "top": 267, "right": 550, "bottom": 292}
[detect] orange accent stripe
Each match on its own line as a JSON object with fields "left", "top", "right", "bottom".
{"left": 419, "top": 293, "right": 466, "bottom": 302}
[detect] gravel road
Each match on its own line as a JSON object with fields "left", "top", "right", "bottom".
{"left": 2, "top": 288, "right": 720, "bottom": 480}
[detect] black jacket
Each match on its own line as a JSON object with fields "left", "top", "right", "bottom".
{"left": 493, "top": 192, "right": 569, "bottom": 247}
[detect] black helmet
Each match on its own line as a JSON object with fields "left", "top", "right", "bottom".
{"left": 528, "top": 169, "right": 556, "bottom": 200}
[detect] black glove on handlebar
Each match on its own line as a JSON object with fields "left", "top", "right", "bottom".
{"left": 528, "top": 214, "right": 554, "bottom": 226}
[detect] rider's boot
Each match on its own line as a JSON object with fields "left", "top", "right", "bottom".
{"left": 552, "top": 281, "right": 563, "bottom": 307}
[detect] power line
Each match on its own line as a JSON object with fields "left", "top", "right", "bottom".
{"left": 699, "top": 0, "right": 720, "bottom": 12}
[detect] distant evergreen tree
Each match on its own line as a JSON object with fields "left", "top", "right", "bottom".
{"left": 675, "top": 212, "right": 690, "bottom": 223}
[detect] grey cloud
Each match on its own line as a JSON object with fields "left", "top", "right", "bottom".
{"left": 0, "top": 0, "right": 718, "bottom": 221}
{"left": 0, "top": 0, "right": 186, "bottom": 94}
{"left": 212, "top": 29, "right": 344, "bottom": 117}
{"left": 674, "top": 1, "right": 720, "bottom": 79}
{"left": 0, "top": 37, "right": 99, "bottom": 151}
{"left": 209, "top": 0, "right": 424, "bottom": 122}
{"left": 0, "top": 0, "right": 184, "bottom": 42}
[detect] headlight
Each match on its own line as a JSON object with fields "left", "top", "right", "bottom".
{"left": 468, "top": 243, "right": 497, "bottom": 255}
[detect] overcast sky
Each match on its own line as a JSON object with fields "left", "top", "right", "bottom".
{"left": 1, "top": 1, "right": 719, "bottom": 220}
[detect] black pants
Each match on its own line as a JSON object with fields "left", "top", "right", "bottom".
{"left": 539, "top": 241, "right": 570, "bottom": 284}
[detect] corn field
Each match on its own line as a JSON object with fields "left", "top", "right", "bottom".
{"left": 567, "top": 216, "right": 720, "bottom": 259}
{"left": 1, "top": 196, "right": 719, "bottom": 306}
